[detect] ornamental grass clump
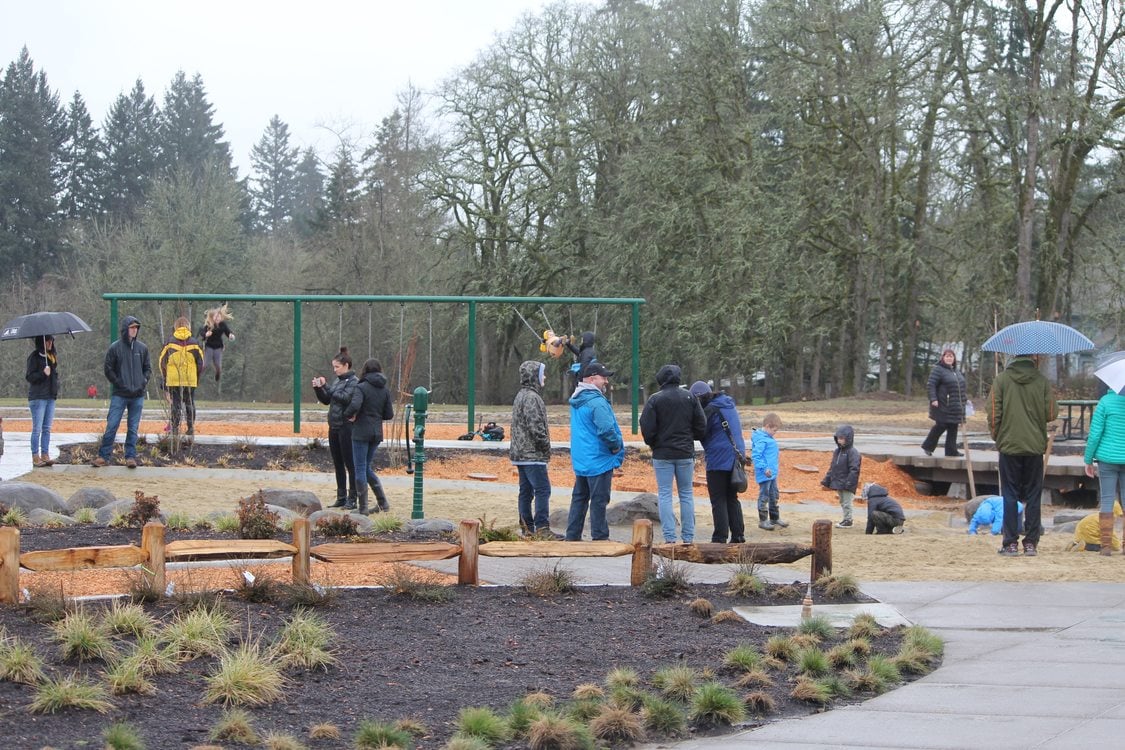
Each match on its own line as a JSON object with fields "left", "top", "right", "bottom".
{"left": 128, "top": 635, "right": 179, "bottom": 676}
{"left": 764, "top": 634, "right": 797, "bottom": 662}
{"left": 795, "top": 614, "right": 836, "bottom": 640}
{"left": 104, "top": 655, "right": 157, "bottom": 695}
{"left": 847, "top": 612, "right": 882, "bottom": 640}
{"left": 202, "top": 640, "right": 285, "bottom": 707}
{"left": 234, "top": 569, "right": 282, "bottom": 604}
{"left": 526, "top": 714, "right": 594, "bottom": 750}
{"left": 263, "top": 731, "right": 307, "bottom": 750}
{"left": 52, "top": 609, "right": 118, "bottom": 663}
{"left": 0, "top": 636, "right": 45, "bottom": 684}
{"left": 308, "top": 722, "right": 342, "bottom": 740}
{"left": 443, "top": 736, "right": 492, "bottom": 750}
{"left": 507, "top": 698, "right": 547, "bottom": 739}
{"left": 733, "top": 668, "right": 774, "bottom": 689}
{"left": 815, "top": 572, "right": 861, "bottom": 599}
{"left": 455, "top": 706, "right": 510, "bottom": 746}
{"left": 102, "top": 600, "right": 159, "bottom": 639}
{"left": 102, "top": 720, "right": 146, "bottom": 750}
{"left": 722, "top": 644, "right": 763, "bottom": 673}
{"left": 688, "top": 682, "right": 746, "bottom": 727}
{"left": 353, "top": 718, "right": 415, "bottom": 750}
{"left": 743, "top": 690, "right": 778, "bottom": 715}
{"left": 639, "top": 694, "right": 688, "bottom": 737}
{"left": 790, "top": 676, "right": 833, "bottom": 705}
{"left": 725, "top": 569, "right": 766, "bottom": 597}
{"left": 711, "top": 609, "right": 745, "bottom": 624}
{"left": 272, "top": 609, "right": 337, "bottom": 671}
{"left": 209, "top": 708, "right": 260, "bottom": 744}
{"left": 650, "top": 665, "right": 698, "bottom": 703}
{"left": 163, "top": 603, "right": 236, "bottom": 660}
{"left": 605, "top": 666, "right": 641, "bottom": 690}
{"left": 796, "top": 648, "right": 831, "bottom": 677}
{"left": 29, "top": 671, "right": 113, "bottom": 714}
{"left": 518, "top": 563, "right": 580, "bottom": 596}
{"left": 588, "top": 704, "right": 645, "bottom": 744}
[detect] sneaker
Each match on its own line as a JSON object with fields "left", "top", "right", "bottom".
{"left": 772, "top": 519, "right": 789, "bottom": 528}
{"left": 1023, "top": 541, "right": 1037, "bottom": 557}
{"left": 759, "top": 520, "right": 775, "bottom": 530}
{"left": 998, "top": 542, "right": 1020, "bottom": 556}
{"left": 835, "top": 520, "right": 853, "bottom": 528}
{"left": 125, "top": 458, "right": 138, "bottom": 469}
{"left": 91, "top": 456, "right": 108, "bottom": 468}
{"left": 892, "top": 525, "right": 905, "bottom": 534}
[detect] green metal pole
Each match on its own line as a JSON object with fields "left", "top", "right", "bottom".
{"left": 293, "top": 301, "right": 302, "bottom": 433}
{"left": 411, "top": 386, "right": 429, "bottom": 519}
{"left": 466, "top": 301, "right": 477, "bottom": 435}
{"left": 631, "top": 302, "right": 641, "bottom": 434}
{"left": 109, "top": 300, "right": 119, "bottom": 345}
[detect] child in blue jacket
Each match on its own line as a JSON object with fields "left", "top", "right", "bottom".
{"left": 752, "top": 413, "right": 788, "bottom": 531}
{"left": 968, "top": 495, "right": 1025, "bottom": 535}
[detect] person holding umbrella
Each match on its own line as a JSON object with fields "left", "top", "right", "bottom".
{"left": 1084, "top": 352, "right": 1125, "bottom": 556}
{"left": 987, "top": 354, "right": 1058, "bottom": 557}
{"left": 26, "top": 335, "right": 59, "bottom": 467}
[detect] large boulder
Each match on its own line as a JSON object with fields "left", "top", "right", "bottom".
{"left": 28, "top": 508, "right": 79, "bottom": 527}
{"left": 265, "top": 504, "right": 301, "bottom": 525}
{"left": 66, "top": 487, "right": 118, "bottom": 514}
{"left": 606, "top": 493, "right": 663, "bottom": 526}
{"left": 0, "top": 482, "right": 67, "bottom": 515}
{"left": 253, "top": 489, "right": 321, "bottom": 516}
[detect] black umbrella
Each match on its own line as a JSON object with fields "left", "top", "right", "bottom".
{"left": 0, "top": 311, "right": 93, "bottom": 340}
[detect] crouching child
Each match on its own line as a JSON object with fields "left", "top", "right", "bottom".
{"left": 863, "top": 483, "right": 905, "bottom": 534}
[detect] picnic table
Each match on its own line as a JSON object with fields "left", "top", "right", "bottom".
{"left": 1057, "top": 399, "right": 1098, "bottom": 441}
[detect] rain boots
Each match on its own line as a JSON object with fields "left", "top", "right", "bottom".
{"left": 1099, "top": 512, "right": 1115, "bottom": 557}
{"left": 758, "top": 511, "right": 774, "bottom": 531}
{"left": 371, "top": 475, "right": 391, "bottom": 513}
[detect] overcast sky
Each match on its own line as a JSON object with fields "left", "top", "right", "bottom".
{"left": 2, "top": 0, "right": 581, "bottom": 175}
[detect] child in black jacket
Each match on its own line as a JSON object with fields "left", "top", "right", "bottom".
{"left": 821, "top": 424, "right": 861, "bottom": 528}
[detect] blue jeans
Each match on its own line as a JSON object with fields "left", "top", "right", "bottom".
{"left": 757, "top": 479, "right": 780, "bottom": 520}
{"left": 566, "top": 470, "right": 613, "bottom": 541}
{"left": 351, "top": 438, "right": 383, "bottom": 509}
{"left": 653, "top": 457, "right": 695, "bottom": 543}
{"left": 1097, "top": 461, "right": 1125, "bottom": 514}
{"left": 99, "top": 395, "right": 145, "bottom": 459}
{"left": 28, "top": 398, "right": 56, "bottom": 455}
{"left": 516, "top": 464, "right": 552, "bottom": 532}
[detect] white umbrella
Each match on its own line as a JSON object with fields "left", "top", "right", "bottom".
{"left": 1094, "top": 351, "right": 1125, "bottom": 395}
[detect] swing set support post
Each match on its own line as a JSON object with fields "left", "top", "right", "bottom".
{"left": 101, "top": 293, "right": 646, "bottom": 435}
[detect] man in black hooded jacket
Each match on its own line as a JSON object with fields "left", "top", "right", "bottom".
{"left": 93, "top": 315, "right": 151, "bottom": 468}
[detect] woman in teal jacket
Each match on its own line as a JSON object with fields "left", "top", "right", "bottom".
{"left": 1084, "top": 389, "right": 1125, "bottom": 556}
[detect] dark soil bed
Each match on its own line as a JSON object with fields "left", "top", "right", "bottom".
{"left": 0, "top": 525, "right": 932, "bottom": 750}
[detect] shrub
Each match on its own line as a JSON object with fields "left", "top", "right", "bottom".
{"left": 29, "top": 672, "right": 113, "bottom": 713}
{"left": 519, "top": 563, "right": 579, "bottom": 596}
{"left": 688, "top": 682, "right": 745, "bottom": 726}
{"left": 237, "top": 491, "right": 280, "bottom": 539}
{"left": 103, "top": 721, "right": 146, "bottom": 750}
{"left": 125, "top": 490, "right": 161, "bottom": 527}
{"left": 316, "top": 513, "right": 360, "bottom": 537}
{"left": 354, "top": 719, "right": 414, "bottom": 750}
{"left": 203, "top": 641, "right": 286, "bottom": 706}
{"left": 455, "top": 706, "right": 510, "bottom": 746}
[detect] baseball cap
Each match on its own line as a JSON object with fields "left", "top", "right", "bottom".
{"left": 582, "top": 362, "right": 615, "bottom": 378}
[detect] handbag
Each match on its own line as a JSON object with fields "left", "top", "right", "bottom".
{"left": 718, "top": 416, "right": 749, "bottom": 494}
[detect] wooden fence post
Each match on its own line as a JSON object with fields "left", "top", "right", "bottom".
{"left": 458, "top": 519, "right": 480, "bottom": 586}
{"left": 140, "top": 522, "right": 165, "bottom": 595}
{"left": 292, "top": 518, "right": 311, "bottom": 587}
{"left": 0, "top": 527, "right": 19, "bottom": 605}
{"left": 811, "top": 519, "right": 832, "bottom": 581}
{"left": 630, "top": 519, "right": 653, "bottom": 586}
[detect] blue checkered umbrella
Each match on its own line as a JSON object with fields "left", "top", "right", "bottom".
{"left": 980, "top": 321, "right": 1095, "bottom": 355}
{"left": 1094, "top": 351, "right": 1125, "bottom": 395}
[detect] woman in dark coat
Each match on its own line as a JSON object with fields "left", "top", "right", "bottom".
{"left": 344, "top": 358, "right": 395, "bottom": 515}
{"left": 26, "top": 335, "right": 60, "bottom": 467}
{"left": 312, "top": 347, "right": 358, "bottom": 509}
{"left": 921, "top": 348, "right": 967, "bottom": 457}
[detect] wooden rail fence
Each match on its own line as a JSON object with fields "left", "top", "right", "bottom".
{"left": 0, "top": 519, "right": 832, "bottom": 605}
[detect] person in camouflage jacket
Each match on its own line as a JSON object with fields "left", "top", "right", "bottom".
{"left": 510, "top": 360, "right": 559, "bottom": 537}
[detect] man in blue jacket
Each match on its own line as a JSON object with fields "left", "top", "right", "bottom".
{"left": 93, "top": 315, "right": 151, "bottom": 468}
{"left": 566, "top": 362, "right": 624, "bottom": 541}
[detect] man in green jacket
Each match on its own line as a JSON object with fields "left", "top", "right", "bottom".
{"left": 987, "top": 354, "right": 1058, "bottom": 557}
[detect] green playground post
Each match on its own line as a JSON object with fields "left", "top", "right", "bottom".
{"left": 411, "top": 386, "right": 429, "bottom": 519}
